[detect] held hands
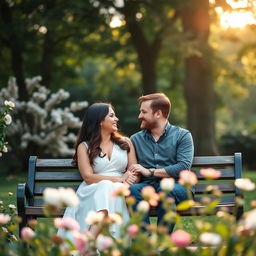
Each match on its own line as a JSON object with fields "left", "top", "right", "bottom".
{"left": 128, "top": 164, "right": 151, "bottom": 177}
{"left": 121, "top": 171, "right": 138, "bottom": 185}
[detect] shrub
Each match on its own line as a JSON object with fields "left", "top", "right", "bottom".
{"left": 0, "top": 77, "right": 88, "bottom": 172}
{"left": 219, "top": 131, "right": 256, "bottom": 169}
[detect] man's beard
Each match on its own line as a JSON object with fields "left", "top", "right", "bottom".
{"left": 140, "top": 119, "right": 158, "bottom": 130}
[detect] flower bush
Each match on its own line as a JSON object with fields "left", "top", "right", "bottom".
{"left": 0, "top": 100, "right": 15, "bottom": 157}
{"left": 0, "top": 76, "right": 88, "bottom": 171}
{"left": 1, "top": 174, "right": 256, "bottom": 255}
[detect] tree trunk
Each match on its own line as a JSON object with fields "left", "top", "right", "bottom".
{"left": 41, "top": 0, "right": 56, "bottom": 88}
{"left": 181, "top": 0, "right": 218, "bottom": 155}
{"left": 41, "top": 31, "right": 54, "bottom": 88}
{"left": 122, "top": 2, "right": 162, "bottom": 94}
{"left": 0, "top": 1, "right": 28, "bottom": 101}
{"left": 10, "top": 45, "right": 27, "bottom": 100}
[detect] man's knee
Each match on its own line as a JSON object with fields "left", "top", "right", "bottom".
{"left": 129, "top": 184, "right": 141, "bottom": 197}
{"left": 129, "top": 183, "right": 146, "bottom": 202}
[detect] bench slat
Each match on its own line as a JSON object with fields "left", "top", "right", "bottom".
{"left": 195, "top": 183, "right": 235, "bottom": 193}
{"left": 34, "top": 183, "right": 235, "bottom": 196}
{"left": 35, "top": 156, "right": 235, "bottom": 169}
{"left": 35, "top": 168, "right": 235, "bottom": 182}
{"left": 35, "top": 172, "right": 82, "bottom": 181}
{"left": 192, "top": 156, "right": 234, "bottom": 166}
{"left": 32, "top": 195, "right": 235, "bottom": 207}
{"left": 194, "top": 168, "right": 235, "bottom": 180}
{"left": 34, "top": 185, "right": 79, "bottom": 195}
{"left": 25, "top": 203, "right": 236, "bottom": 217}
{"left": 36, "top": 159, "right": 76, "bottom": 168}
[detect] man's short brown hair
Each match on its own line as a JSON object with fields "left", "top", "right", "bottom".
{"left": 138, "top": 93, "right": 171, "bottom": 118}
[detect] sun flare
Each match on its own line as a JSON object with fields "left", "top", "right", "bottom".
{"left": 215, "top": 0, "right": 256, "bottom": 29}
{"left": 220, "top": 10, "right": 256, "bottom": 28}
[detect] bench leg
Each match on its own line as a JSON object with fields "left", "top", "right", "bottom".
{"left": 236, "top": 205, "right": 244, "bottom": 221}
{"left": 18, "top": 214, "right": 29, "bottom": 237}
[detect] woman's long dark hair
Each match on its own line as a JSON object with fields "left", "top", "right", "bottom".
{"left": 73, "top": 103, "right": 130, "bottom": 165}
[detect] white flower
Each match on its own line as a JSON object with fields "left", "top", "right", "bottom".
{"left": 160, "top": 178, "right": 175, "bottom": 191}
{"left": 43, "top": 188, "right": 62, "bottom": 207}
{"left": 234, "top": 178, "right": 255, "bottom": 191}
{"left": 8, "top": 204, "right": 16, "bottom": 209}
{"left": 199, "top": 232, "right": 221, "bottom": 246}
{"left": 108, "top": 213, "right": 122, "bottom": 224}
{"left": 137, "top": 200, "right": 150, "bottom": 213}
{"left": 0, "top": 152, "right": 2, "bottom": 157}
{"left": 243, "top": 208, "right": 256, "bottom": 230}
{"left": 4, "top": 114, "right": 12, "bottom": 125}
{"left": 2, "top": 146, "right": 8, "bottom": 153}
{"left": 4, "top": 100, "right": 15, "bottom": 108}
{"left": 70, "top": 101, "right": 88, "bottom": 111}
{"left": 85, "top": 211, "right": 105, "bottom": 225}
{"left": 58, "top": 187, "right": 79, "bottom": 207}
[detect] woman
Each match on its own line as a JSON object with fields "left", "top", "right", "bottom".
{"left": 58, "top": 102, "right": 137, "bottom": 239}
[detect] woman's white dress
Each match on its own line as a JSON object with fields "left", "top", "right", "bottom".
{"left": 58, "top": 142, "right": 130, "bottom": 239}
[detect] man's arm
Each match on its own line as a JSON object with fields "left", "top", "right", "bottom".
{"left": 162, "top": 131, "right": 194, "bottom": 179}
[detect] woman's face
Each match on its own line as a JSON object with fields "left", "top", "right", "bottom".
{"left": 100, "top": 107, "right": 119, "bottom": 133}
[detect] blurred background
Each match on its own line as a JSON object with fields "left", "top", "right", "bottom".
{"left": 1, "top": 0, "right": 256, "bottom": 175}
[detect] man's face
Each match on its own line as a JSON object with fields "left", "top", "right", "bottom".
{"left": 138, "top": 100, "right": 157, "bottom": 130}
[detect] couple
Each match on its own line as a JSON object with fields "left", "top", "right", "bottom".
{"left": 59, "top": 93, "right": 194, "bottom": 239}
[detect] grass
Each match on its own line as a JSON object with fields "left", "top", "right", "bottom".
{"left": 1, "top": 170, "right": 256, "bottom": 236}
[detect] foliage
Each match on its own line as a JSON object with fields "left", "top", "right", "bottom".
{"left": 220, "top": 131, "right": 256, "bottom": 169}
{"left": 1, "top": 173, "right": 256, "bottom": 255}
{"left": 0, "top": 76, "right": 88, "bottom": 172}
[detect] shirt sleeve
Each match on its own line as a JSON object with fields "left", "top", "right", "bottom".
{"left": 164, "top": 131, "right": 194, "bottom": 179}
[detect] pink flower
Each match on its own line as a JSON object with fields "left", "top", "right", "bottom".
{"left": 73, "top": 231, "right": 88, "bottom": 254}
{"left": 0, "top": 213, "right": 11, "bottom": 224}
{"left": 96, "top": 235, "right": 113, "bottom": 251}
{"left": 21, "top": 227, "right": 35, "bottom": 241}
{"left": 200, "top": 168, "right": 221, "bottom": 179}
{"left": 54, "top": 217, "right": 80, "bottom": 231}
{"left": 111, "top": 183, "right": 131, "bottom": 198}
{"left": 141, "top": 186, "right": 159, "bottom": 206}
{"left": 127, "top": 224, "right": 139, "bottom": 238}
{"left": 170, "top": 230, "right": 191, "bottom": 247}
{"left": 179, "top": 170, "right": 198, "bottom": 186}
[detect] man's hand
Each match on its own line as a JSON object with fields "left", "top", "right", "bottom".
{"left": 124, "top": 172, "right": 138, "bottom": 185}
{"left": 121, "top": 171, "right": 139, "bottom": 185}
{"left": 128, "top": 164, "right": 151, "bottom": 177}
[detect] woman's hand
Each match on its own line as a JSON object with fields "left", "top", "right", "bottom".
{"left": 120, "top": 171, "right": 137, "bottom": 185}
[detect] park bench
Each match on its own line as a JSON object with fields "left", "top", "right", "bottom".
{"left": 17, "top": 152, "right": 243, "bottom": 234}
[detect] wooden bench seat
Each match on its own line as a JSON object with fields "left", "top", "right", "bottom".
{"left": 17, "top": 152, "right": 244, "bottom": 234}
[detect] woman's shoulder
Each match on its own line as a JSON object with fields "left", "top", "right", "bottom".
{"left": 120, "top": 136, "right": 132, "bottom": 146}
{"left": 78, "top": 141, "right": 89, "bottom": 150}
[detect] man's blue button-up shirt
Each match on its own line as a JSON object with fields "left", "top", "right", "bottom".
{"left": 130, "top": 122, "right": 194, "bottom": 184}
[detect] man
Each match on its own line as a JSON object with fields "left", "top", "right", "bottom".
{"left": 128, "top": 93, "right": 194, "bottom": 231}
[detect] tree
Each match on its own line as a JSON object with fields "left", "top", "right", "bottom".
{"left": 0, "top": 0, "right": 106, "bottom": 98}
{"left": 181, "top": 0, "right": 218, "bottom": 155}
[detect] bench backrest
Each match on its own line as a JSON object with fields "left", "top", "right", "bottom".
{"left": 27, "top": 153, "right": 242, "bottom": 213}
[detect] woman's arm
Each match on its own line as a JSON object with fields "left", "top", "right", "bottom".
{"left": 123, "top": 137, "right": 140, "bottom": 184}
{"left": 77, "top": 143, "right": 126, "bottom": 184}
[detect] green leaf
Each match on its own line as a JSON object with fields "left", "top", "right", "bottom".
{"left": 177, "top": 200, "right": 195, "bottom": 211}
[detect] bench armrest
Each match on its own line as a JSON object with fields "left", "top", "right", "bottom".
{"left": 17, "top": 183, "right": 34, "bottom": 216}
